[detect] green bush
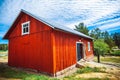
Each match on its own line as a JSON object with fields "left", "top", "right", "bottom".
{"left": 110, "top": 50, "right": 120, "bottom": 56}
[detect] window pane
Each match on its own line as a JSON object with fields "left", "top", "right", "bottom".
{"left": 26, "top": 27, "right": 28, "bottom": 32}
{"left": 26, "top": 24, "right": 28, "bottom": 26}
{"left": 23, "top": 24, "right": 26, "bottom": 27}
{"left": 23, "top": 28, "right": 26, "bottom": 33}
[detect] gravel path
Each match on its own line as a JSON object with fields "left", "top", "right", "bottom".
{"left": 77, "top": 61, "right": 120, "bottom": 80}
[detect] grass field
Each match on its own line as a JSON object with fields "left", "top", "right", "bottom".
{"left": 0, "top": 50, "right": 8, "bottom": 54}
{"left": 94, "top": 56, "right": 120, "bottom": 63}
{"left": 0, "top": 64, "right": 58, "bottom": 80}
{"left": 0, "top": 51, "right": 120, "bottom": 80}
{"left": 0, "top": 65, "right": 110, "bottom": 80}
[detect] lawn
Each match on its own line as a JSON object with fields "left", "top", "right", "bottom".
{"left": 0, "top": 50, "right": 8, "bottom": 56}
{"left": 94, "top": 56, "right": 120, "bottom": 63}
{"left": 0, "top": 51, "right": 57, "bottom": 80}
{"left": 0, "top": 64, "right": 58, "bottom": 80}
{"left": 63, "top": 67, "right": 109, "bottom": 80}
{"left": 0, "top": 64, "right": 109, "bottom": 80}
{"left": 0, "top": 52, "right": 120, "bottom": 80}
{"left": 0, "top": 50, "right": 8, "bottom": 53}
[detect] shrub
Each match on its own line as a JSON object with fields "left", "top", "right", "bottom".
{"left": 110, "top": 50, "right": 120, "bottom": 56}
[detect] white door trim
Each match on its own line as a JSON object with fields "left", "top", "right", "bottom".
{"left": 76, "top": 42, "right": 86, "bottom": 62}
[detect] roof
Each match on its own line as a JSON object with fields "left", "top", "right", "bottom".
{"left": 3, "top": 9, "right": 93, "bottom": 39}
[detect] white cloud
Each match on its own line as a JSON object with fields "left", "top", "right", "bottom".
{"left": 99, "top": 21, "right": 120, "bottom": 30}
{"left": 0, "top": 0, "right": 120, "bottom": 32}
{"left": 107, "top": 27, "right": 120, "bottom": 32}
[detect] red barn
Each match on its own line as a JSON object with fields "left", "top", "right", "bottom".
{"left": 3, "top": 9, "right": 94, "bottom": 76}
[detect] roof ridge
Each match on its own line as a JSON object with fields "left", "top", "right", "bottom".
{"left": 3, "top": 9, "right": 93, "bottom": 39}
{"left": 21, "top": 9, "right": 93, "bottom": 39}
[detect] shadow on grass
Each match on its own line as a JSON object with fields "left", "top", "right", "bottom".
{"left": 101, "top": 62, "right": 120, "bottom": 68}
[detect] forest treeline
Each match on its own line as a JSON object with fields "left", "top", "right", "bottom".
{"left": 75, "top": 23, "right": 120, "bottom": 49}
{"left": 75, "top": 23, "right": 120, "bottom": 62}
{"left": 0, "top": 44, "right": 8, "bottom": 51}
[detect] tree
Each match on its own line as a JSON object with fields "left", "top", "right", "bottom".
{"left": 74, "top": 23, "right": 89, "bottom": 35}
{"left": 90, "top": 29, "right": 115, "bottom": 50}
{"left": 0, "top": 44, "right": 8, "bottom": 51}
{"left": 113, "top": 32, "right": 120, "bottom": 49}
{"left": 102, "top": 31, "right": 115, "bottom": 50}
{"left": 94, "top": 39, "right": 109, "bottom": 63}
{"left": 89, "top": 28, "right": 101, "bottom": 40}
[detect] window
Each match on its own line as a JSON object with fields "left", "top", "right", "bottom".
{"left": 88, "top": 42, "right": 90, "bottom": 51}
{"left": 22, "top": 21, "right": 30, "bottom": 35}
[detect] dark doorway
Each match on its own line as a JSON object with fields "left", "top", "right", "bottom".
{"left": 76, "top": 43, "right": 83, "bottom": 61}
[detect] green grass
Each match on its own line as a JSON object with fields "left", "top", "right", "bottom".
{"left": 0, "top": 50, "right": 8, "bottom": 52}
{"left": 0, "top": 50, "right": 8, "bottom": 55}
{"left": 101, "top": 57, "right": 120, "bottom": 63}
{"left": 77, "top": 67, "right": 105, "bottom": 74}
{"left": 94, "top": 56, "right": 120, "bottom": 63}
{"left": 0, "top": 55, "right": 119, "bottom": 80}
{"left": 64, "top": 76, "right": 109, "bottom": 80}
{"left": 0, "top": 50, "right": 8, "bottom": 58}
{"left": 0, "top": 64, "right": 58, "bottom": 80}
{"left": 63, "top": 67, "right": 107, "bottom": 80}
{"left": 0, "top": 64, "right": 108, "bottom": 80}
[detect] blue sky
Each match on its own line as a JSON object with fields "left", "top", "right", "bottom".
{"left": 0, "top": 0, "right": 120, "bottom": 44}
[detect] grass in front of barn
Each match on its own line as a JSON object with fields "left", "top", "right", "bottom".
{"left": 0, "top": 64, "right": 58, "bottom": 80}
{"left": 0, "top": 50, "right": 8, "bottom": 63}
{"left": 63, "top": 55, "right": 120, "bottom": 80}
{"left": 63, "top": 67, "right": 109, "bottom": 80}
{"left": 0, "top": 64, "right": 109, "bottom": 80}
{"left": 0, "top": 51, "right": 120, "bottom": 80}
{"left": 94, "top": 56, "right": 120, "bottom": 66}
{"left": 0, "top": 50, "right": 58, "bottom": 80}
{"left": 76, "top": 66, "right": 106, "bottom": 74}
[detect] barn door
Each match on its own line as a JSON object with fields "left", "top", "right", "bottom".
{"left": 76, "top": 43, "right": 83, "bottom": 61}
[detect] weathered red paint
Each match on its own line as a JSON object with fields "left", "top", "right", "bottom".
{"left": 4, "top": 11, "right": 94, "bottom": 75}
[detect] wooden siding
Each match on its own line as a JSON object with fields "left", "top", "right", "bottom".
{"left": 8, "top": 13, "right": 54, "bottom": 74}
{"left": 53, "top": 30, "right": 93, "bottom": 73}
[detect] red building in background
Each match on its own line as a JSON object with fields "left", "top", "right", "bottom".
{"left": 3, "top": 9, "right": 94, "bottom": 76}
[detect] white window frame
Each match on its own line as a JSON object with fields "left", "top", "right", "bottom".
{"left": 21, "top": 21, "right": 30, "bottom": 35}
{"left": 88, "top": 42, "right": 90, "bottom": 51}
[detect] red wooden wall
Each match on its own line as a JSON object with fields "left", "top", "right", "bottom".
{"left": 52, "top": 30, "right": 94, "bottom": 73}
{"left": 8, "top": 13, "right": 54, "bottom": 74}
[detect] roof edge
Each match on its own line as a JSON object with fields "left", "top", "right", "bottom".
{"left": 3, "top": 10, "right": 22, "bottom": 39}
{"left": 21, "top": 9, "right": 93, "bottom": 40}
{"left": 3, "top": 9, "right": 93, "bottom": 40}
{"left": 21, "top": 9, "right": 55, "bottom": 29}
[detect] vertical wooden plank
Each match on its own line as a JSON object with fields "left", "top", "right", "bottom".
{"left": 51, "top": 30, "right": 56, "bottom": 75}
